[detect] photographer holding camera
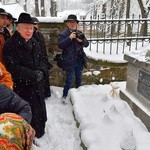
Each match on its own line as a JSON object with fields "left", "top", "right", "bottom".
{"left": 58, "top": 14, "right": 89, "bottom": 104}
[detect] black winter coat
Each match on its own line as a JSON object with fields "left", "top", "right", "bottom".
{"left": 2, "top": 31, "right": 47, "bottom": 137}
{"left": 3, "top": 27, "right": 11, "bottom": 41}
{"left": 58, "top": 28, "right": 89, "bottom": 71}
{"left": 0, "top": 84, "right": 32, "bottom": 123}
{"left": 33, "top": 30, "right": 52, "bottom": 98}
{"left": 33, "top": 30, "right": 52, "bottom": 70}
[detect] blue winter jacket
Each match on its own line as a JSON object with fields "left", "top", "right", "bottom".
{"left": 0, "top": 84, "right": 32, "bottom": 123}
{"left": 58, "top": 28, "right": 89, "bottom": 71}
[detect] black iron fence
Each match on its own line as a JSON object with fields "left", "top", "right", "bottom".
{"left": 78, "top": 15, "right": 150, "bottom": 54}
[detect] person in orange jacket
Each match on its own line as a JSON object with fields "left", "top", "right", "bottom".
{"left": 0, "top": 62, "right": 13, "bottom": 90}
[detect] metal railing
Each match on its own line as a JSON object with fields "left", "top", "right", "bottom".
{"left": 78, "top": 15, "right": 150, "bottom": 54}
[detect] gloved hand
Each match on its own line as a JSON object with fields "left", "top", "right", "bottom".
{"left": 34, "top": 70, "right": 44, "bottom": 82}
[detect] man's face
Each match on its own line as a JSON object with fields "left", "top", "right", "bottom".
{"left": 0, "top": 15, "right": 5, "bottom": 29}
{"left": 3, "top": 15, "right": 9, "bottom": 27}
{"left": 66, "top": 20, "right": 78, "bottom": 30}
{"left": 17, "top": 23, "right": 34, "bottom": 41}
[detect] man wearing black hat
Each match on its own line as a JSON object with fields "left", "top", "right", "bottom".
{"left": 32, "top": 17, "right": 52, "bottom": 99}
{"left": 2, "top": 13, "right": 17, "bottom": 41}
{"left": 2, "top": 12, "right": 48, "bottom": 138}
{"left": 4, "top": 13, "right": 17, "bottom": 35}
{"left": 0, "top": 8, "right": 9, "bottom": 63}
{"left": 58, "top": 14, "right": 89, "bottom": 104}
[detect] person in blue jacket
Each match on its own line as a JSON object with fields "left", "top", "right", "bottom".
{"left": 0, "top": 84, "right": 32, "bottom": 123}
{"left": 58, "top": 14, "right": 89, "bottom": 104}
{"left": 0, "top": 84, "right": 35, "bottom": 149}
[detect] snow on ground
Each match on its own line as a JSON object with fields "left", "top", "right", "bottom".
{"left": 33, "top": 86, "right": 81, "bottom": 150}
{"left": 32, "top": 83, "right": 150, "bottom": 150}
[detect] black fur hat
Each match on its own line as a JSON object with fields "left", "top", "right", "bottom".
{"left": 15, "top": 13, "right": 35, "bottom": 24}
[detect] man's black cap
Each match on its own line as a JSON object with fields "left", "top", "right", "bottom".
{"left": 65, "top": 14, "right": 79, "bottom": 23}
{"left": 7, "top": 13, "right": 17, "bottom": 21}
{"left": 0, "top": 8, "right": 8, "bottom": 15}
{"left": 32, "top": 17, "right": 39, "bottom": 24}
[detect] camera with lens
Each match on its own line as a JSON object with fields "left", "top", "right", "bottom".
{"left": 73, "top": 30, "right": 85, "bottom": 40}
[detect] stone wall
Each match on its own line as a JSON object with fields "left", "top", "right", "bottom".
{"left": 39, "top": 22, "right": 127, "bottom": 87}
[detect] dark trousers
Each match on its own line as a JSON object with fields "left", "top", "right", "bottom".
{"left": 63, "top": 61, "right": 83, "bottom": 97}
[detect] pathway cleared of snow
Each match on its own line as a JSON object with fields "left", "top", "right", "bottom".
{"left": 32, "top": 86, "right": 81, "bottom": 150}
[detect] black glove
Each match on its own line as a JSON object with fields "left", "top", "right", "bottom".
{"left": 34, "top": 70, "right": 44, "bottom": 82}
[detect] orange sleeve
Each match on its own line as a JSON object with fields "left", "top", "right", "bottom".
{"left": 0, "top": 34, "right": 5, "bottom": 63}
{"left": 0, "top": 62, "right": 14, "bottom": 90}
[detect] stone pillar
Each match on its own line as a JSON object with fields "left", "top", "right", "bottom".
{"left": 120, "top": 54, "right": 150, "bottom": 131}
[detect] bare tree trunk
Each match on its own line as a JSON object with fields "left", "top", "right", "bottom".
{"left": 35, "top": 0, "right": 39, "bottom": 16}
{"left": 125, "top": 0, "right": 132, "bottom": 45}
{"left": 109, "top": 0, "right": 115, "bottom": 36}
{"left": 126, "top": 0, "right": 132, "bottom": 37}
{"left": 137, "top": 0, "right": 148, "bottom": 35}
{"left": 50, "top": 0, "right": 57, "bottom": 17}
{"left": 23, "top": 0, "right": 27, "bottom": 12}
{"left": 50, "top": 0, "right": 53, "bottom": 16}
{"left": 41, "top": 0, "right": 45, "bottom": 16}
{"left": 117, "top": 0, "right": 125, "bottom": 33}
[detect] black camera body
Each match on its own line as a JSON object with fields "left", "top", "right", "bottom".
{"left": 72, "top": 30, "right": 85, "bottom": 40}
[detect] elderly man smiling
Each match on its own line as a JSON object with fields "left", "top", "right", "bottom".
{"left": 2, "top": 12, "right": 48, "bottom": 138}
